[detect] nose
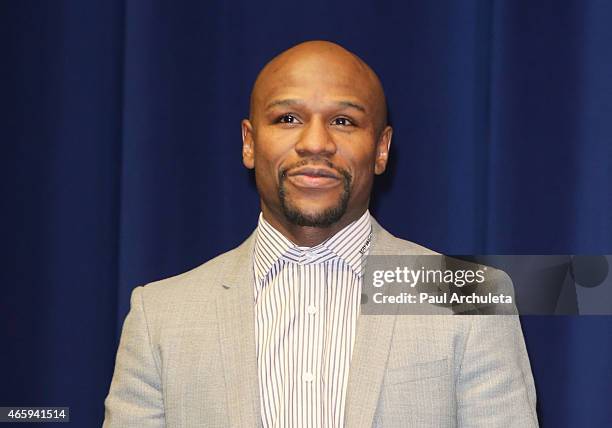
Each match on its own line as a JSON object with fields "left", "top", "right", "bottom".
{"left": 294, "top": 117, "right": 337, "bottom": 157}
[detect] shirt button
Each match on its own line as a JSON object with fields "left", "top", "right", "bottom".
{"left": 307, "top": 305, "right": 317, "bottom": 315}
{"left": 303, "top": 372, "right": 314, "bottom": 382}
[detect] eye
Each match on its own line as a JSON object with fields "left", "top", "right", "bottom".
{"left": 331, "top": 117, "right": 354, "bottom": 127}
{"left": 276, "top": 114, "right": 301, "bottom": 124}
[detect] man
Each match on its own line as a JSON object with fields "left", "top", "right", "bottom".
{"left": 104, "top": 41, "right": 538, "bottom": 427}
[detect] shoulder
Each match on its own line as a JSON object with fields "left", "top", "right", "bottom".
{"left": 137, "top": 231, "right": 256, "bottom": 307}
{"left": 372, "top": 216, "right": 510, "bottom": 277}
{"left": 371, "top": 217, "right": 515, "bottom": 313}
{"left": 370, "top": 217, "right": 440, "bottom": 256}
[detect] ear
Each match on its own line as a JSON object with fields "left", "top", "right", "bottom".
{"left": 242, "top": 119, "right": 255, "bottom": 169}
{"left": 374, "top": 126, "right": 392, "bottom": 175}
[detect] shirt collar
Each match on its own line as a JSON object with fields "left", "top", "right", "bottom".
{"left": 253, "top": 210, "right": 372, "bottom": 283}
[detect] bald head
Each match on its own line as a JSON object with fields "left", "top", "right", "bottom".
{"left": 250, "top": 41, "right": 388, "bottom": 135}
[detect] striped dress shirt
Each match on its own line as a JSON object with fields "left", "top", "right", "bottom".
{"left": 253, "top": 210, "right": 372, "bottom": 428}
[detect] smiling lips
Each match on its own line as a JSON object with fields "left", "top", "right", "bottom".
{"left": 286, "top": 166, "right": 342, "bottom": 189}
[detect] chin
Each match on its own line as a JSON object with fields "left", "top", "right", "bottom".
{"left": 281, "top": 199, "right": 348, "bottom": 228}
{"left": 278, "top": 179, "right": 351, "bottom": 228}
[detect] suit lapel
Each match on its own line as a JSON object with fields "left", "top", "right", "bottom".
{"left": 345, "top": 219, "right": 400, "bottom": 427}
{"left": 216, "top": 234, "right": 262, "bottom": 427}
{"left": 345, "top": 314, "right": 397, "bottom": 426}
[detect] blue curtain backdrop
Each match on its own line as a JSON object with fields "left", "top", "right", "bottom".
{"left": 1, "top": 1, "right": 611, "bottom": 426}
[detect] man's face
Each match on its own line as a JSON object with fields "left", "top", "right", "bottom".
{"left": 242, "top": 46, "right": 392, "bottom": 228}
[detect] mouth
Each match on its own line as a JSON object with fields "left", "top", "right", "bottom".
{"left": 285, "top": 167, "right": 342, "bottom": 189}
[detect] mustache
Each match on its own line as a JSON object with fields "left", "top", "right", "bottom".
{"left": 279, "top": 158, "right": 352, "bottom": 182}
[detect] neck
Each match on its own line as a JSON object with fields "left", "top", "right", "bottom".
{"left": 261, "top": 206, "right": 368, "bottom": 247}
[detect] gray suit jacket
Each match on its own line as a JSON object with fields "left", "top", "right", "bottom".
{"left": 104, "top": 219, "right": 538, "bottom": 427}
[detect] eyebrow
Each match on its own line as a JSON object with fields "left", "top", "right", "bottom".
{"left": 265, "top": 99, "right": 367, "bottom": 113}
{"left": 337, "top": 100, "right": 367, "bottom": 113}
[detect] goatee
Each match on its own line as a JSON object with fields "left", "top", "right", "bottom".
{"left": 278, "top": 160, "right": 352, "bottom": 228}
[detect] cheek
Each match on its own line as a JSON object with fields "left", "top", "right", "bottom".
{"left": 252, "top": 135, "right": 292, "bottom": 185}
{"left": 253, "top": 129, "right": 295, "bottom": 167}
{"left": 253, "top": 155, "right": 279, "bottom": 192}
{"left": 339, "top": 145, "right": 377, "bottom": 183}
{"left": 352, "top": 167, "right": 376, "bottom": 194}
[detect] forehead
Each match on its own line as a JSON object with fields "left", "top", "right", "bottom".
{"left": 253, "top": 53, "right": 378, "bottom": 111}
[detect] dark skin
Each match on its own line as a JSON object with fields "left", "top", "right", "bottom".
{"left": 242, "top": 41, "right": 392, "bottom": 246}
